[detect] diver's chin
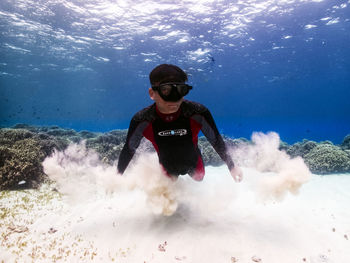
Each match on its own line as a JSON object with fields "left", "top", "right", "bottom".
{"left": 166, "top": 104, "right": 179, "bottom": 110}
{"left": 164, "top": 101, "right": 181, "bottom": 113}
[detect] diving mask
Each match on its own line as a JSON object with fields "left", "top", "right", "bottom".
{"left": 151, "top": 83, "right": 193, "bottom": 102}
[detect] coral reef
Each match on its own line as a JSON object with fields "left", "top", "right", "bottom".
{"left": 0, "top": 125, "right": 130, "bottom": 189}
{"left": 303, "top": 144, "right": 350, "bottom": 174}
{"left": 0, "top": 128, "right": 65, "bottom": 190}
{"left": 85, "top": 131, "right": 127, "bottom": 165}
{"left": 0, "top": 125, "right": 349, "bottom": 190}
{"left": 198, "top": 137, "right": 251, "bottom": 167}
{"left": 285, "top": 139, "right": 318, "bottom": 158}
{"left": 280, "top": 137, "right": 350, "bottom": 174}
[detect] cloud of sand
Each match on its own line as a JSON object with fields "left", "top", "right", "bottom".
{"left": 126, "top": 153, "right": 179, "bottom": 216}
{"left": 43, "top": 131, "right": 312, "bottom": 218}
{"left": 230, "top": 132, "right": 312, "bottom": 201}
{"left": 43, "top": 142, "right": 179, "bottom": 215}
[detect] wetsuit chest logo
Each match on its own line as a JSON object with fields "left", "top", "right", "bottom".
{"left": 158, "top": 129, "right": 187, "bottom": 137}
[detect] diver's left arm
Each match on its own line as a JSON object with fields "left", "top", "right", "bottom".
{"left": 199, "top": 109, "right": 243, "bottom": 182}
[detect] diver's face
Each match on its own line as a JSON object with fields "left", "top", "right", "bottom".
{"left": 148, "top": 88, "right": 183, "bottom": 114}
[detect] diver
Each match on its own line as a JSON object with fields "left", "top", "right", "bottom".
{"left": 117, "top": 64, "right": 243, "bottom": 182}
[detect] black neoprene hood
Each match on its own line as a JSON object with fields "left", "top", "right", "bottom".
{"left": 149, "top": 64, "right": 188, "bottom": 85}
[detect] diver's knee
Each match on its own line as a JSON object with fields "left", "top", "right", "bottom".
{"left": 191, "top": 172, "right": 205, "bottom": 181}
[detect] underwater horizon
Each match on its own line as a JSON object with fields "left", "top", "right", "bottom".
{"left": 1, "top": 0, "right": 349, "bottom": 144}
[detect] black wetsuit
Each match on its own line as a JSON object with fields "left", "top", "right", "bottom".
{"left": 117, "top": 100, "right": 235, "bottom": 180}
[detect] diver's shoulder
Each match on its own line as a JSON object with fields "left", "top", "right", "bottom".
{"left": 182, "top": 100, "right": 208, "bottom": 116}
{"left": 132, "top": 104, "right": 156, "bottom": 122}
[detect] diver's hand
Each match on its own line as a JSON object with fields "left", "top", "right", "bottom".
{"left": 230, "top": 165, "right": 243, "bottom": 183}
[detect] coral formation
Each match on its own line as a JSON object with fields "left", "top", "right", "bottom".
{"left": 285, "top": 139, "right": 318, "bottom": 158}
{"left": 304, "top": 144, "right": 350, "bottom": 174}
{"left": 85, "top": 131, "right": 126, "bottom": 165}
{"left": 0, "top": 129, "right": 65, "bottom": 190}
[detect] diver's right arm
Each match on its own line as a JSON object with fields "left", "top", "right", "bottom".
{"left": 117, "top": 118, "right": 146, "bottom": 174}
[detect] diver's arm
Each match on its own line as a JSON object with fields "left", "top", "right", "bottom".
{"left": 199, "top": 110, "right": 234, "bottom": 168}
{"left": 199, "top": 109, "right": 242, "bottom": 182}
{"left": 117, "top": 119, "right": 145, "bottom": 174}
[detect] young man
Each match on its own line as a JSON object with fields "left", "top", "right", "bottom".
{"left": 117, "top": 64, "right": 243, "bottom": 182}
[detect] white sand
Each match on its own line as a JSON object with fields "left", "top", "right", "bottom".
{"left": 1, "top": 133, "right": 350, "bottom": 262}
{"left": 1, "top": 168, "right": 350, "bottom": 262}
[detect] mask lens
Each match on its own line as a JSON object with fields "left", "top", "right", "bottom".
{"left": 176, "top": 84, "right": 190, "bottom": 96}
{"left": 159, "top": 84, "right": 172, "bottom": 96}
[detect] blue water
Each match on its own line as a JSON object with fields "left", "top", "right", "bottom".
{"left": 1, "top": 0, "right": 349, "bottom": 144}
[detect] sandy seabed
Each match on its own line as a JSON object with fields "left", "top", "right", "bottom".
{"left": 1, "top": 165, "right": 350, "bottom": 263}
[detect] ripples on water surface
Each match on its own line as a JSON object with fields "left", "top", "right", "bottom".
{"left": 1, "top": 0, "right": 349, "bottom": 142}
